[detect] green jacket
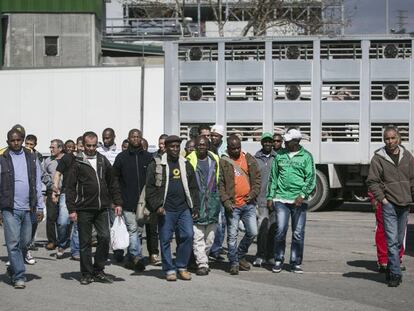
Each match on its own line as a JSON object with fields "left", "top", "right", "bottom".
{"left": 187, "top": 151, "right": 220, "bottom": 225}
{"left": 266, "top": 146, "right": 316, "bottom": 201}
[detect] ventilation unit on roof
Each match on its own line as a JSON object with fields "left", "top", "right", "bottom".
{"left": 383, "top": 85, "right": 398, "bottom": 100}
{"left": 383, "top": 44, "right": 398, "bottom": 58}
{"left": 286, "top": 85, "right": 301, "bottom": 100}
{"left": 188, "top": 47, "right": 203, "bottom": 61}
{"left": 188, "top": 86, "right": 203, "bottom": 100}
{"left": 286, "top": 46, "right": 300, "bottom": 59}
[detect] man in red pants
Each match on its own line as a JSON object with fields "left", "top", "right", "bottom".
{"left": 368, "top": 192, "right": 406, "bottom": 272}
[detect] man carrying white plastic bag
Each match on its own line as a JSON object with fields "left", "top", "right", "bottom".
{"left": 111, "top": 216, "right": 130, "bottom": 250}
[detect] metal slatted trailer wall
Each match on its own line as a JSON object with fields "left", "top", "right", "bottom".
{"left": 164, "top": 36, "right": 414, "bottom": 210}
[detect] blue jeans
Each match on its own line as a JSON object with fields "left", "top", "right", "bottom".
{"left": 123, "top": 210, "right": 142, "bottom": 260}
{"left": 70, "top": 223, "right": 80, "bottom": 257}
{"left": 158, "top": 208, "right": 194, "bottom": 274}
{"left": 2, "top": 209, "right": 32, "bottom": 282}
{"left": 57, "top": 193, "right": 70, "bottom": 249}
{"left": 382, "top": 202, "right": 409, "bottom": 276}
{"left": 226, "top": 204, "right": 258, "bottom": 266}
{"left": 211, "top": 205, "right": 226, "bottom": 255}
{"left": 274, "top": 202, "right": 307, "bottom": 266}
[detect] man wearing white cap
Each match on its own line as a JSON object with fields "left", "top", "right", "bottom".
{"left": 266, "top": 128, "right": 316, "bottom": 274}
{"left": 210, "top": 125, "right": 227, "bottom": 157}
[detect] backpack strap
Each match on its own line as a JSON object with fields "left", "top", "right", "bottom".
{"left": 221, "top": 156, "right": 249, "bottom": 183}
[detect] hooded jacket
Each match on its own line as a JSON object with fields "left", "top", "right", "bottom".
{"left": 65, "top": 152, "right": 122, "bottom": 213}
{"left": 254, "top": 149, "right": 277, "bottom": 207}
{"left": 367, "top": 145, "right": 414, "bottom": 207}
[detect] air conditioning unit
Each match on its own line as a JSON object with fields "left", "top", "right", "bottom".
{"left": 286, "top": 84, "right": 301, "bottom": 100}
{"left": 188, "top": 86, "right": 203, "bottom": 100}
{"left": 383, "top": 44, "right": 398, "bottom": 58}
{"left": 286, "top": 46, "right": 300, "bottom": 59}
{"left": 188, "top": 47, "right": 203, "bottom": 61}
{"left": 383, "top": 84, "right": 398, "bottom": 100}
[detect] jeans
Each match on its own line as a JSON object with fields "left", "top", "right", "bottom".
{"left": 211, "top": 205, "right": 226, "bottom": 255}
{"left": 382, "top": 202, "right": 409, "bottom": 276}
{"left": 77, "top": 209, "right": 110, "bottom": 276}
{"left": 70, "top": 223, "right": 80, "bottom": 257}
{"left": 56, "top": 194, "right": 70, "bottom": 249}
{"left": 274, "top": 202, "right": 307, "bottom": 266}
{"left": 226, "top": 204, "right": 258, "bottom": 266}
{"left": 256, "top": 206, "right": 276, "bottom": 260}
{"left": 123, "top": 210, "right": 143, "bottom": 260}
{"left": 2, "top": 209, "right": 32, "bottom": 282}
{"left": 158, "top": 208, "right": 194, "bottom": 274}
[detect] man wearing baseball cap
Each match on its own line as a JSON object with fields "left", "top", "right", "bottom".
{"left": 253, "top": 132, "right": 277, "bottom": 267}
{"left": 267, "top": 128, "right": 316, "bottom": 274}
{"left": 145, "top": 135, "right": 200, "bottom": 281}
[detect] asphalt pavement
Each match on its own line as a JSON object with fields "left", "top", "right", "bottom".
{"left": 0, "top": 207, "right": 413, "bottom": 311}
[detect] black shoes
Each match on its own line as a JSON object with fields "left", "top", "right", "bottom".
{"left": 80, "top": 274, "right": 94, "bottom": 285}
{"left": 94, "top": 271, "right": 114, "bottom": 284}
{"left": 388, "top": 274, "right": 402, "bottom": 287}
{"left": 196, "top": 267, "right": 209, "bottom": 276}
{"left": 229, "top": 265, "right": 239, "bottom": 275}
{"left": 239, "top": 258, "right": 251, "bottom": 271}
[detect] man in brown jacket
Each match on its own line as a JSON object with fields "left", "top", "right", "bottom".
{"left": 366, "top": 126, "right": 414, "bottom": 287}
{"left": 219, "top": 134, "right": 261, "bottom": 275}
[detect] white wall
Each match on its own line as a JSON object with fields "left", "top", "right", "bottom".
{"left": 0, "top": 66, "right": 163, "bottom": 154}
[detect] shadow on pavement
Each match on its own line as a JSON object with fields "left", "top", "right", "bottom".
{"left": 133, "top": 268, "right": 164, "bottom": 279}
{"left": 60, "top": 271, "right": 125, "bottom": 282}
{"left": 342, "top": 271, "right": 385, "bottom": 284}
{"left": 0, "top": 273, "right": 41, "bottom": 285}
{"left": 347, "top": 260, "right": 378, "bottom": 272}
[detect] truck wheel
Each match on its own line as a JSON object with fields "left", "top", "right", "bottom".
{"left": 307, "top": 169, "right": 330, "bottom": 212}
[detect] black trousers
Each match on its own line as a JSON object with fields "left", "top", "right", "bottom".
{"left": 46, "top": 193, "right": 58, "bottom": 244}
{"left": 77, "top": 209, "right": 110, "bottom": 276}
{"left": 145, "top": 213, "right": 159, "bottom": 255}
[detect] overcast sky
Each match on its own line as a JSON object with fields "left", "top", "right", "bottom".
{"left": 345, "top": 0, "right": 414, "bottom": 34}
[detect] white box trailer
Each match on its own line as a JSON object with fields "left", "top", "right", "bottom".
{"left": 0, "top": 65, "right": 164, "bottom": 154}
{"left": 163, "top": 35, "right": 414, "bottom": 210}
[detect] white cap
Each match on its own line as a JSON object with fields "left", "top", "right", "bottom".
{"left": 211, "top": 124, "right": 225, "bottom": 137}
{"left": 284, "top": 129, "right": 302, "bottom": 142}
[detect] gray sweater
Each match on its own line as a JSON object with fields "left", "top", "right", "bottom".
{"left": 366, "top": 145, "right": 414, "bottom": 207}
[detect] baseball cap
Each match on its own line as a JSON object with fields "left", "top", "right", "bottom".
{"left": 261, "top": 132, "right": 273, "bottom": 141}
{"left": 284, "top": 129, "right": 302, "bottom": 142}
{"left": 211, "top": 124, "right": 224, "bottom": 137}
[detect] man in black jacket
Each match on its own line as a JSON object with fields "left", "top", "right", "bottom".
{"left": 146, "top": 135, "right": 199, "bottom": 281}
{"left": 66, "top": 131, "right": 122, "bottom": 285}
{"left": 113, "top": 128, "right": 153, "bottom": 271}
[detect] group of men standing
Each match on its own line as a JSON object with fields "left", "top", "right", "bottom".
{"left": 1, "top": 122, "right": 409, "bottom": 289}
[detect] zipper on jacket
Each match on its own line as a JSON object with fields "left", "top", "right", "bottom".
{"left": 95, "top": 166, "right": 102, "bottom": 210}
{"left": 135, "top": 154, "right": 141, "bottom": 194}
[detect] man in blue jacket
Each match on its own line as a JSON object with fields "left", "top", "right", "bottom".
{"left": 0, "top": 128, "right": 44, "bottom": 289}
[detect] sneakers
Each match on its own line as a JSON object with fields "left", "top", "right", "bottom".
{"left": 94, "top": 271, "right": 113, "bottom": 284}
{"left": 71, "top": 254, "right": 80, "bottom": 261}
{"left": 56, "top": 248, "right": 64, "bottom": 259}
{"left": 291, "top": 265, "right": 303, "bottom": 274}
{"left": 80, "top": 274, "right": 94, "bottom": 285}
{"left": 149, "top": 254, "right": 161, "bottom": 266}
{"left": 24, "top": 251, "right": 36, "bottom": 265}
{"left": 239, "top": 258, "right": 251, "bottom": 271}
{"left": 229, "top": 265, "right": 239, "bottom": 275}
{"left": 253, "top": 257, "right": 264, "bottom": 267}
{"left": 400, "top": 265, "right": 406, "bottom": 272}
{"left": 46, "top": 242, "right": 55, "bottom": 250}
{"left": 196, "top": 267, "right": 209, "bottom": 276}
{"left": 178, "top": 270, "right": 192, "bottom": 281}
{"left": 28, "top": 244, "right": 38, "bottom": 251}
{"left": 166, "top": 273, "right": 177, "bottom": 282}
{"left": 13, "top": 279, "right": 25, "bottom": 289}
{"left": 388, "top": 274, "right": 402, "bottom": 287}
{"left": 272, "top": 261, "right": 282, "bottom": 273}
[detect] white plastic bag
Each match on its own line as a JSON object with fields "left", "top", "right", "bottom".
{"left": 110, "top": 216, "right": 129, "bottom": 250}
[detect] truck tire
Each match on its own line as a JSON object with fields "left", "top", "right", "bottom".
{"left": 307, "top": 169, "right": 330, "bottom": 212}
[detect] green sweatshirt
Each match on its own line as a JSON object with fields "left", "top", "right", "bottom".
{"left": 266, "top": 146, "right": 316, "bottom": 201}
